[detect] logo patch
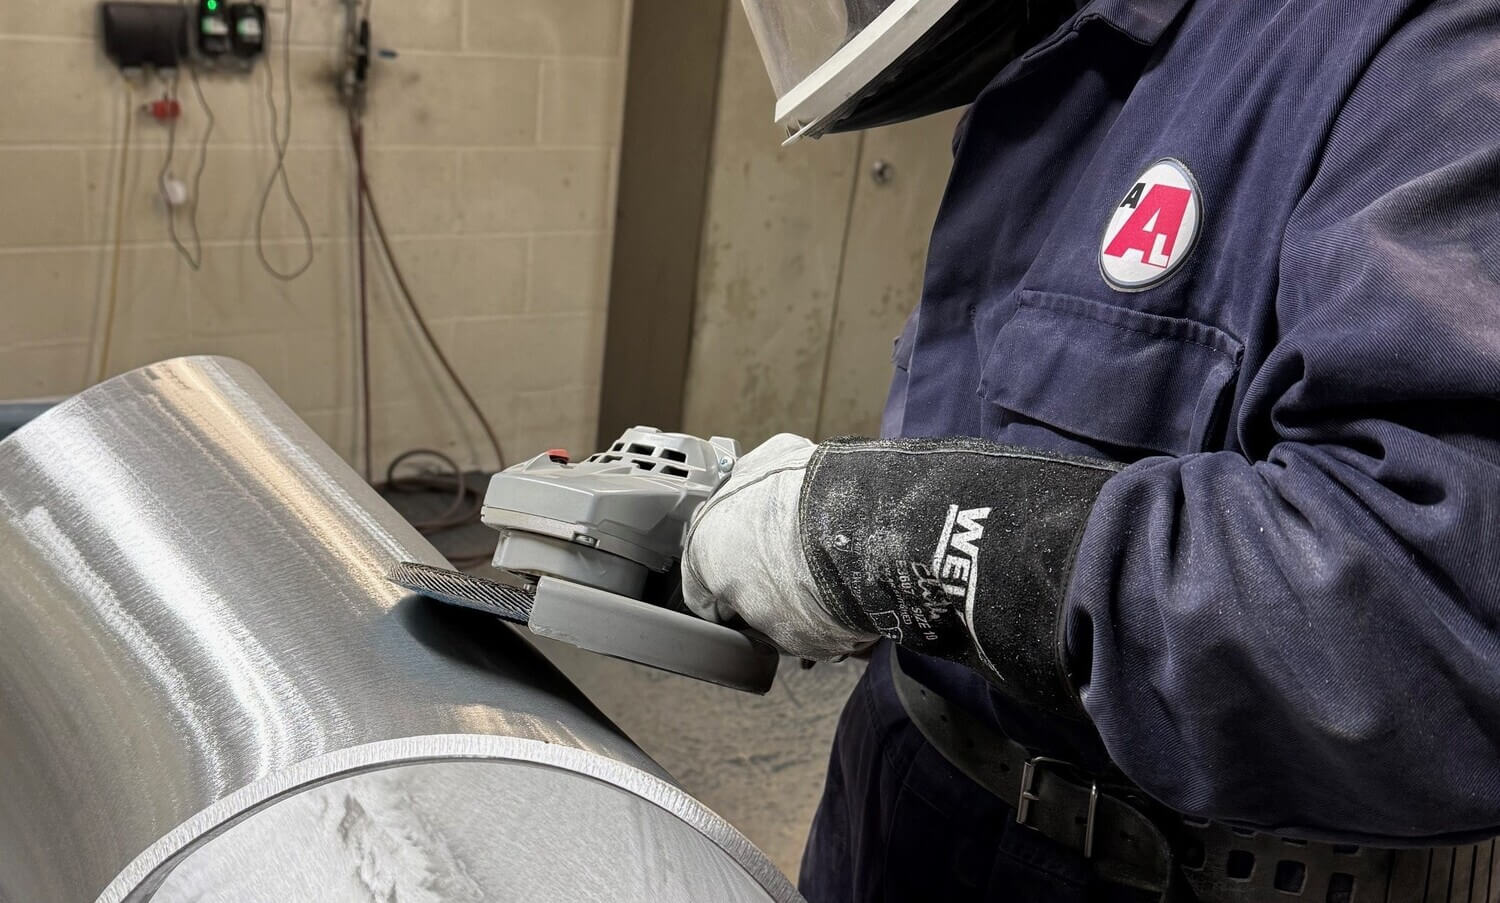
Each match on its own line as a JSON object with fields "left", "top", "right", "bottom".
{"left": 931, "top": 505, "right": 990, "bottom": 609}
{"left": 1100, "top": 158, "right": 1201, "bottom": 291}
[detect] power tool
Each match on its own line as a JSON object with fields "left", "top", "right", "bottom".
{"left": 387, "top": 427, "right": 781, "bottom": 694}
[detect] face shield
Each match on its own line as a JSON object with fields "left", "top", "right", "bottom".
{"left": 741, "top": 0, "right": 1070, "bottom": 142}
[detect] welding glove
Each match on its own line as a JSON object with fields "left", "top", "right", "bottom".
{"left": 682, "top": 434, "right": 879, "bottom": 660}
{"left": 684, "top": 435, "right": 1120, "bottom": 717}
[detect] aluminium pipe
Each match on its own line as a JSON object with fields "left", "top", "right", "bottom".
{"left": 0, "top": 356, "right": 797, "bottom": 903}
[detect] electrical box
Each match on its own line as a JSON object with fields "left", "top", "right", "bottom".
{"left": 196, "top": 0, "right": 231, "bottom": 57}
{"left": 99, "top": 2, "right": 188, "bottom": 70}
{"left": 228, "top": 3, "right": 266, "bottom": 60}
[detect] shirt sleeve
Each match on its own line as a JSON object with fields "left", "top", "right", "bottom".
{"left": 1064, "top": 0, "right": 1500, "bottom": 842}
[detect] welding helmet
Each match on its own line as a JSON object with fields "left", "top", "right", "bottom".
{"left": 741, "top": 0, "right": 1067, "bottom": 142}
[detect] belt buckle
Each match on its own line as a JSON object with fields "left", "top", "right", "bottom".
{"left": 1017, "top": 756, "right": 1100, "bottom": 859}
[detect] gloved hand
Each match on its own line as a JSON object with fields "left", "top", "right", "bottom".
{"left": 684, "top": 432, "right": 1122, "bottom": 718}
{"left": 682, "top": 433, "right": 879, "bottom": 660}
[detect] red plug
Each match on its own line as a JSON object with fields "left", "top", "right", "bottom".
{"left": 145, "top": 97, "right": 181, "bottom": 122}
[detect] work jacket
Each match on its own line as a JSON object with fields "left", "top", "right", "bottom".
{"left": 882, "top": 0, "right": 1500, "bottom": 843}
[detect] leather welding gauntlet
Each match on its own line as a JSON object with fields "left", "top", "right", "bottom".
{"left": 684, "top": 435, "right": 1119, "bottom": 717}
{"left": 682, "top": 434, "right": 881, "bottom": 660}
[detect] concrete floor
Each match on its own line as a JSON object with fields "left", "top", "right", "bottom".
{"left": 392, "top": 486, "right": 861, "bottom": 880}
{"left": 532, "top": 636, "right": 862, "bottom": 878}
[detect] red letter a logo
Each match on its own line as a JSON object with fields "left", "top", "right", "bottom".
{"left": 1103, "top": 184, "right": 1192, "bottom": 268}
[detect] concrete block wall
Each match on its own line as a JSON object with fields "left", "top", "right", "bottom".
{"left": 0, "top": 0, "right": 630, "bottom": 473}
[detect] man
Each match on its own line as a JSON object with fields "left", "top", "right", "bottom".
{"left": 683, "top": 0, "right": 1500, "bottom": 900}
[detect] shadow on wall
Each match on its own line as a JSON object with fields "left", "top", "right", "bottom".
{"left": 680, "top": 0, "right": 963, "bottom": 449}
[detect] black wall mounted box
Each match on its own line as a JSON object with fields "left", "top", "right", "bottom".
{"left": 100, "top": 2, "right": 189, "bottom": 70}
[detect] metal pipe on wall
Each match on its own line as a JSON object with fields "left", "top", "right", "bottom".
{"left": 0, "top": 356, "right": 797, "bottom": 903}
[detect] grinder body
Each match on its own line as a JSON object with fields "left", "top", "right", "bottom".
{"left": 391, "top": 427, "right": 781, "bottom": 693}
{"left": 483, "top": 427, "right": 740, "bottom": 599}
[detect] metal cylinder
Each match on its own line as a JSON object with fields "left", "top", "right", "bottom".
{"left": 0, "top": 357, "right": 796, "bottom": 903}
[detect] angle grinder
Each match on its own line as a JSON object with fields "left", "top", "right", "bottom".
{"left": 387, "top": 427, "right": 781, "bottom": 693}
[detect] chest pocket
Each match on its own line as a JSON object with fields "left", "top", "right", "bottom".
{"left": 978, "top": 290, "right": 1243, "bottom": 458}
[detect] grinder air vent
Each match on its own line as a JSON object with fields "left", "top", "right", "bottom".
{"left": 586, "top": 440, "right": 692, "bottom": 478}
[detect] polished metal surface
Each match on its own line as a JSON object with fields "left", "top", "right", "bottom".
{"left": 153, "top": 760, "right": 780, "bottom": 903}
{"left": 0, "top": 357, "right": 797, "bottom": 903}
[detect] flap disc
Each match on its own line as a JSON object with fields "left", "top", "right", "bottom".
{"left": 388, "top": 561, "right": 535, "bottom": 625}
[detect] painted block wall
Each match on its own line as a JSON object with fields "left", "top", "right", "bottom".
{"left": 0, "top": 0, "right": 630, "bottom": 473}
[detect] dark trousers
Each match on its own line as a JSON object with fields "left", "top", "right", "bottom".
{"left": 799, "top": 642, "right": 1157, "bottom": 903}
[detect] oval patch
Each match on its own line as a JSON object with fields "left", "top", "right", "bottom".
{"left": 1100, "top": 158, "right": 1202, "bottom": 291}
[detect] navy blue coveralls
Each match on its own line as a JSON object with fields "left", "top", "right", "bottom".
{"left": 799, "top": 0, "right": 1500, "bottom": 899}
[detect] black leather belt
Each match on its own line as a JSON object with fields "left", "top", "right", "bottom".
{"left": 887, "top": 649, "right": 1500, "bottom": 902}
{"left": 888, "top": 647, "right": 1177, "bottom": 895}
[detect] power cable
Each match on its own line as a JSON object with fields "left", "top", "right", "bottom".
{"left": 380, "top": 448, "right": 492, "bottom": 565}
{"left": 160, "top": 67, "right": 215, "bottom": 270}
{"left": 255, "top": 0, "right": 315, "bottom": 280}
{"left": 94, "top": 82, "right": 136, "bottom": 385}
{"left": 349, "top": 111, "right": 508, "bottom": 550}
{"left": 346, "top": 5, "right": 504, "bottom": 557}
{"left": 356, "top": 145, "right": 508, "bottom": 476}
{"left": 352, "top": 114, "right": 373, "bottom": 482}
{"left": 382, "top": 448, "right": 484, "bottom": 532}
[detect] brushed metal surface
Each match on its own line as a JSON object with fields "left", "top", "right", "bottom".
{"left": 0, "top": 357, "right": 796, "bottom": 903}
{"left": 153, "top": 759, "right": 779, "bottom": 903}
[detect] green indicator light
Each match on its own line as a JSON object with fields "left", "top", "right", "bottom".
{"left": 205, "top": 1, "right": 217, "bottom": 10}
